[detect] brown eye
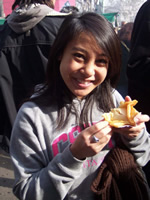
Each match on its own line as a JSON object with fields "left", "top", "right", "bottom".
{"left": 74, "top": 53, "right": 85, "bottom": 59}
{"left": 73, "top": 53, "right": 86, "bottom": 63}
{"left": 96, "top": 58, "right": 108, "bottom": 66}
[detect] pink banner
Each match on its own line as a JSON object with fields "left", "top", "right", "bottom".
{"left": 2, "top": 0, "right": 75, "bottom": 17}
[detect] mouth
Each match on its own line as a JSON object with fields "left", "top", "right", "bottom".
{"left": 73, "top": 78, "right": 93, "bottom": 89}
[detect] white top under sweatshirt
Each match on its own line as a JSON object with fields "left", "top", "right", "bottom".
{"left": 10, "top": 89, "right": 150, "bottom": 200}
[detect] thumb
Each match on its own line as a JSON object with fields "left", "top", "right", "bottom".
{"left": 134, "top": 113, "right": 150, "bottom": 124}
{"left": 125, "top": 95, "right": 132, "bottom": 102}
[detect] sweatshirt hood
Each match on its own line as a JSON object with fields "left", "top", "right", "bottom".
{"left": 6, "top": 4, "right": 69, "bottom": 33}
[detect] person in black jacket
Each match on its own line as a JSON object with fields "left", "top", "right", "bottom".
{"left": 127, "top": 0, "right": 150, "bottom": 187}
{"left": 117, "top": 22, "right": 133, "bottom": 98}
{"left": 0, "top": 0, "right": 69, "bottom": 149}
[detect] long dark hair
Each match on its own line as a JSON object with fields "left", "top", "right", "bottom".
{"left": 12, "top": 0, "right": 54, "bottom": 10}
{"left": 31, "top": 12, "right": 121, "bottom": 129}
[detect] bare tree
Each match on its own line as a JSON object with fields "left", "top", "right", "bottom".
{"left": 76, "top": 0, "right": 101, "bottom": 12}
{"left": 75, "top": 0, "right": 146, "bottom": 23}
{"left": 120, "top": 0, "right": 146, "bottom": 22}
{"left": 103, "top": 0, "right": 146, "bottom": 22}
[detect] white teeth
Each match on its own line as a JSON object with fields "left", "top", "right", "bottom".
{"left": 78, "top": 80, "right": 90, "bottom": 85}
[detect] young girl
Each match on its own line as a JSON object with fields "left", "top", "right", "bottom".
{"left": 10, "top": 12, "right": 150, "bottom": 200}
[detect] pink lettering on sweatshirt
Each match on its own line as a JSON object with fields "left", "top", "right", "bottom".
{"left": 52, "top": 126, "right": 81, "bottom": 156}
{"left": 52, "top": 125, "right": 114, "bottom": 157}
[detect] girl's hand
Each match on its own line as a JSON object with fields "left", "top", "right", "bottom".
{"left": 113, "top": 112, "right": 149, "bottom": 138}
{"left": 113, "top": 96, "right": 150, "bottom": 138}
{"left": 70, "top": 120, "right": 113, "bottom": 160}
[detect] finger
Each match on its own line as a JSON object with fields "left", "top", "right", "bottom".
{"left": 113, "top": 123, "right": 145, "bottom": 138}
{"left": 134, "top": 113, "right": 150, "bottom": 124}
{"left": 97, "top": 126, "right": 112, "bottom": 138}
{"left": 125, "top": 95, "right": 132, "bottom": 101}
{"left": 91, "top": 134, "right": 112, "bottom": 153}
{"left": 91, "top": 126, "right": 112, "bottom": 143}
{"left": 98, "top": 134, "right": 111, "bottom": 145}
{"left": 113, "top": 122, "right": 144, "bottom": 132}
{"left": 87, "top": 120, "right": 109, "bottom": 136}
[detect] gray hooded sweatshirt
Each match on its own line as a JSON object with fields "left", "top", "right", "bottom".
{"left": 10, "top": 89, "right": 150, "bottom": 200}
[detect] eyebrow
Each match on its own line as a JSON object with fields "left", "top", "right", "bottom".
{"left": 72, "top": 47, "right": 87, "bottom": 53}
{"left": 72, "top": 47, "right": 107, "bottom": 57}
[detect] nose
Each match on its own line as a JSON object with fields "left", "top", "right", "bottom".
{"left": 80, "top": 62, "right": 95, "bottom": 77}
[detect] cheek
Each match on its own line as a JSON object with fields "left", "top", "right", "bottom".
{"left": 97, "top": 68, "right": 108, "bottom": 83}
{"left": 60, "top": 60, "right": 67, "bottom": 82}
{"left": 60, "top": 56, "right": 73, "bottom": 71}
{"left": 60, "top": 59, "right": 73, "bottom": 84}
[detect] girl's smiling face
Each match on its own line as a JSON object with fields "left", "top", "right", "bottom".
{"left": 60, "top": 32, "right": 109, "bottom": 99}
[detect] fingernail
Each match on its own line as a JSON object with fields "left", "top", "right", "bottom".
{"left": 134, "top": 118, "right": 139, "bottom": 123}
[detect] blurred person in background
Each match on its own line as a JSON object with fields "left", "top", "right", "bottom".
{"left": 0, "top": 0, "right": 68, "bottom": 150}
{"left": 117, "top": 22, "right": 133, "bottom": 98}
{"left": 127, "top": 0, "right": 150, "bottom": 187}
{"left": 60, "top": 5, "right": 79, "bottom": 13}
{"left": 118, "top": 22, "right": 133, "bottom": 49}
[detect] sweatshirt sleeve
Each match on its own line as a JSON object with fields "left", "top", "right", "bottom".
{"left": 119, "top": 127, "right": 150, "bottom": 166}
{"left": 112, "top": 89, "right": 150, "bottom": 166}
{"left": 10, "top": 103, "right": 84, "bottom": 200}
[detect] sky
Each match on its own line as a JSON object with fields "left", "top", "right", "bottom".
{"left": 103, "top": 0, "right": 147, "bottom": 23}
